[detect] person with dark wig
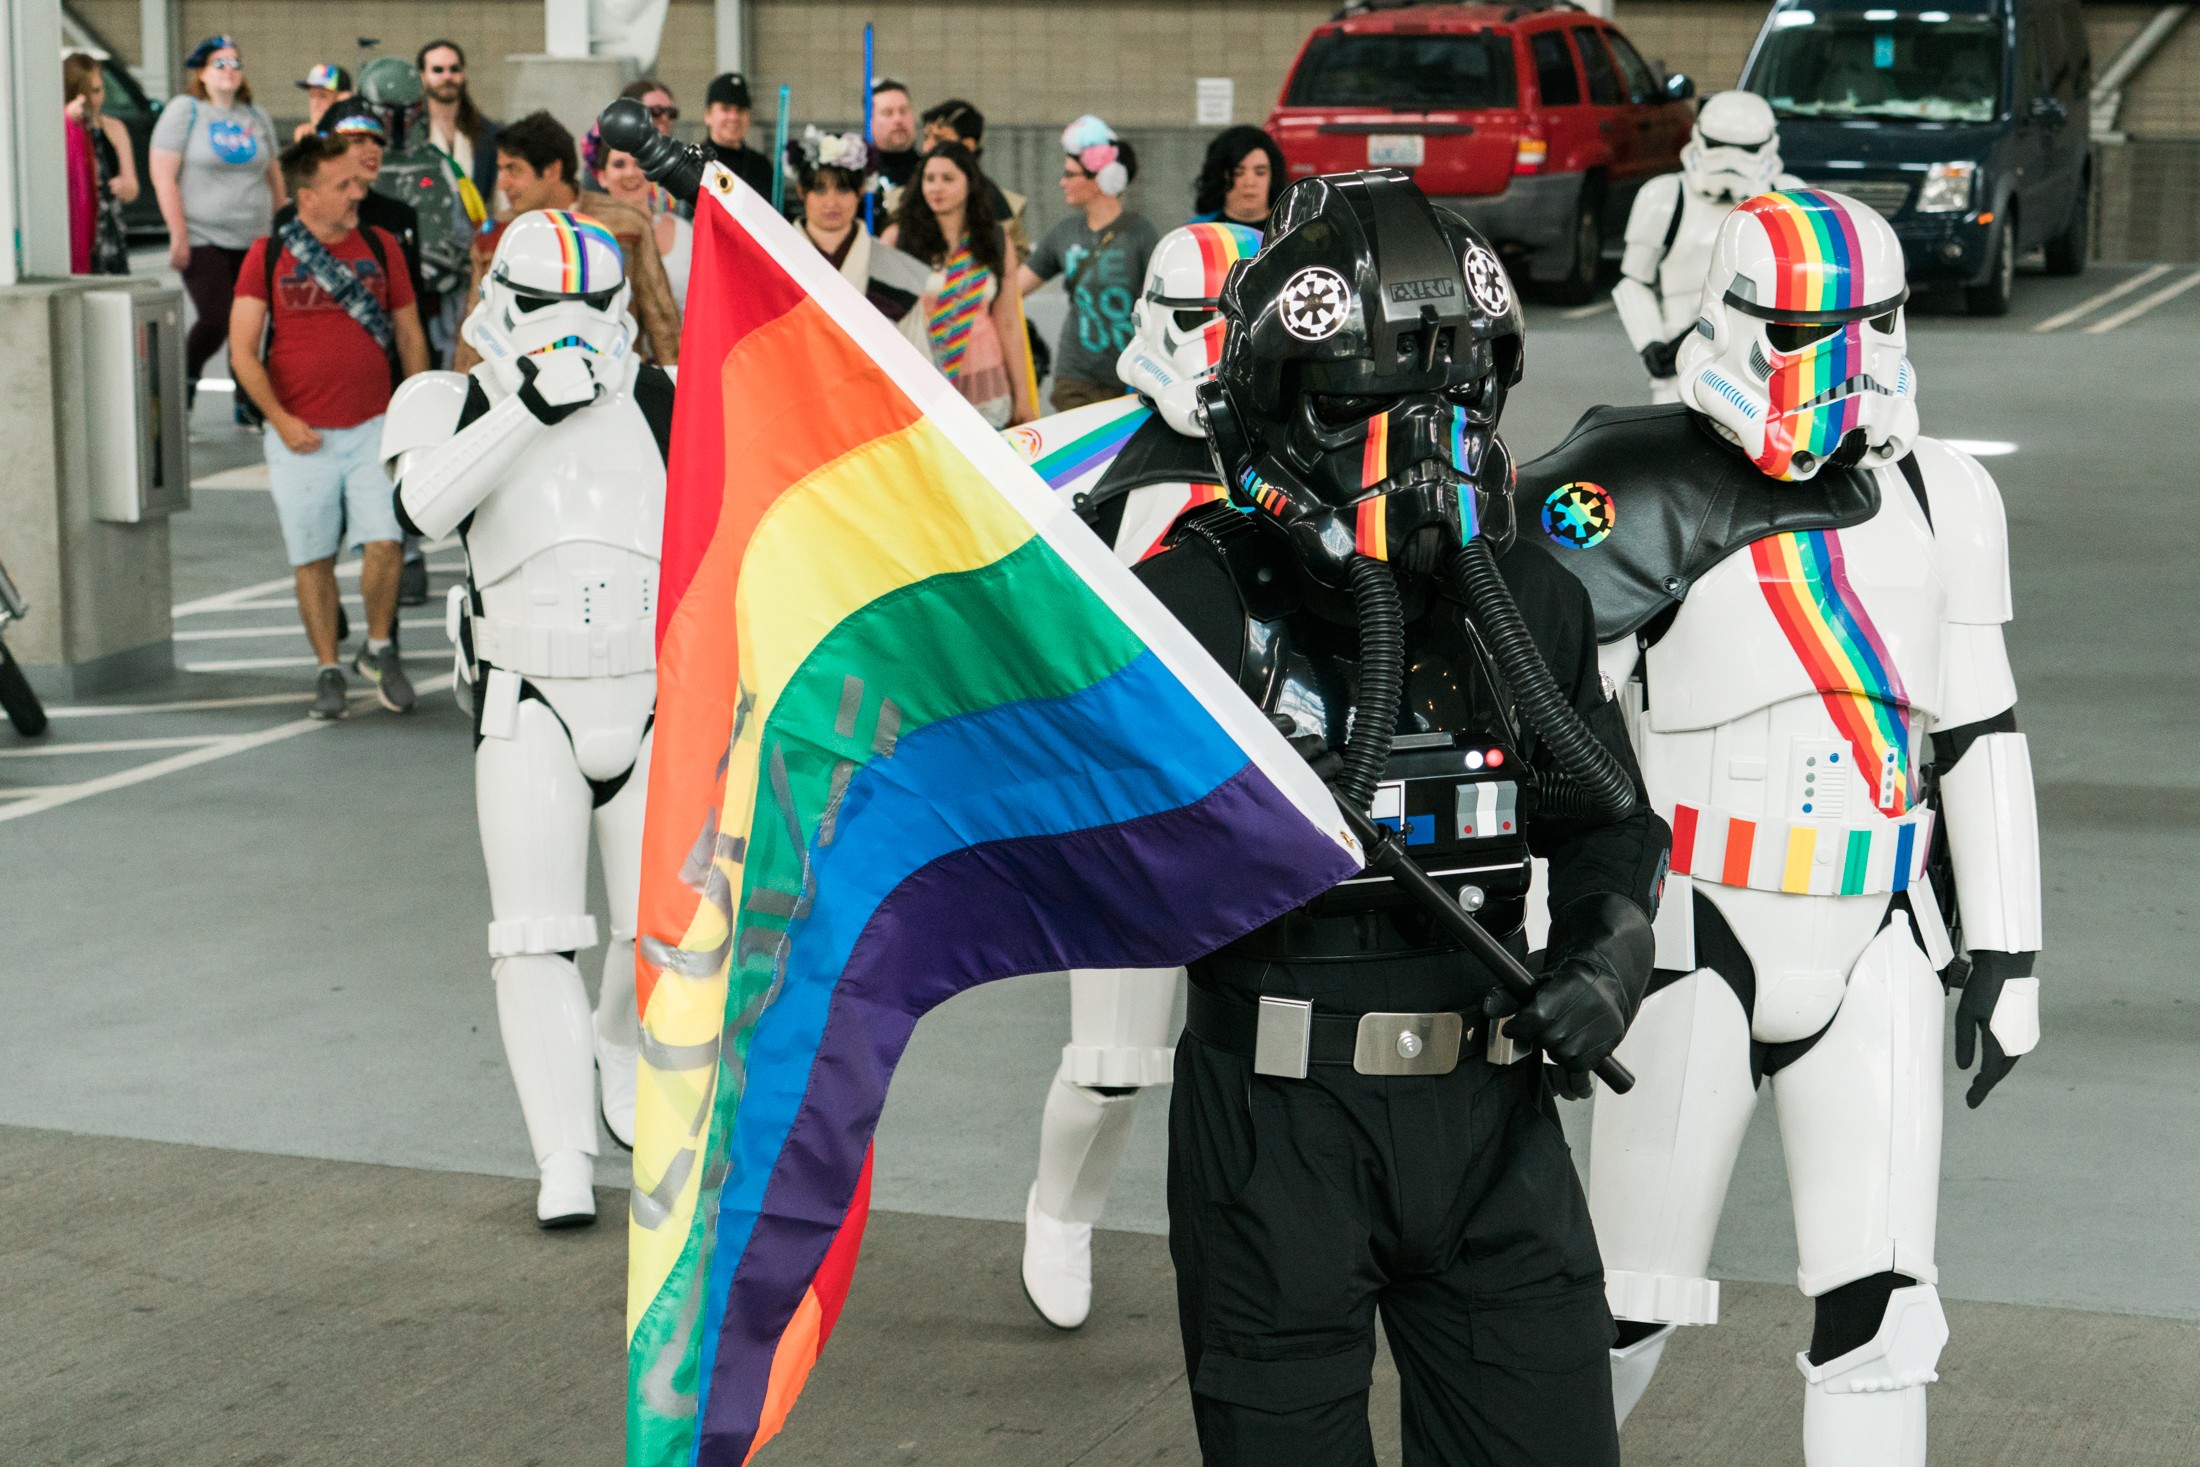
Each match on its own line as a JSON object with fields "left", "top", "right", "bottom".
{"left": 783, "top": 127, "right": 930, "bottom": 329}
{"left": 881, "top": 141, "right": 1034, "bottom": 427}
{"left": 1190, "top": 125, "right": 1288, "bottom": 231}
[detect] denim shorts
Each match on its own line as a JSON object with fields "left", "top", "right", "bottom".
{"left": 263, "top": 417, "right": 402, "bottom": 566}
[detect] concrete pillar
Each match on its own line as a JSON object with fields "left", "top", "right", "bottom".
{"left": 505, "top": 53, "right": 637, "bottom": 142}
{"left": 137, "top": 0, "right": 179, "bottom": 100}
{"left": 716, "top": 0, "right": 746, "bottom": 74}
{"left": 0, "top": 280, "right": 177, "bottom": 698}
{"left": 5, "top": 0, "right": 71, "bottom": 282}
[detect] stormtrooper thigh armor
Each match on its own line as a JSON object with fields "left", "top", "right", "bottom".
{"left": 1022, "top": 965, "right": 1177, "bottom": 1329}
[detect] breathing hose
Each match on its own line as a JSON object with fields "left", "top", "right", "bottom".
{"left": 1336, "top": 555, "right": 1405, "bottom": 812}
{"left": 1448, "top": 539, "right": 1637, "bottom": 823}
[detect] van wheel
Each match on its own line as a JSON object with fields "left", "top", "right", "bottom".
{"left": 2042, "top": 181, "right": 2087, "bottom": 276}
{"left": 1545, "top": 179, "right": 1605, "bottom": 305}
{"left": 1965, "top": 209, "right": 2015, "bottom": 316}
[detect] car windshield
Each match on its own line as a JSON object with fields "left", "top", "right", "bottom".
{"left": 1287, "top": 31, "right": 1518, "bottom": 110}
{"left": 1745, "top": 11, "right": 2002, "bottom": 123}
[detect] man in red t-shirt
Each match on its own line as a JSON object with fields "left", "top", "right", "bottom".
{"left": 231, "top": 133, "right": 430, "bottom": 718}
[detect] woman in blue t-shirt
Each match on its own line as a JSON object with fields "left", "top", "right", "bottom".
{"left": 150, "top": 35, "right": 284, "bottom": 400}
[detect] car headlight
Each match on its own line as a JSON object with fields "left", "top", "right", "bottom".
{"left": 1917, "top": 161, "right": 1976, "bottom": 213}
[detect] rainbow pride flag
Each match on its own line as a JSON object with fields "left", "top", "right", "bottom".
{"left": 626, "top": 167, "right": 1363, "bottom": 1467}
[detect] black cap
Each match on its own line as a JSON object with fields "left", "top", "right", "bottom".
{"left": 707, "top": 72, "right": 752, "bottom": 108}
{"left": 317, "top": 97, "right": 388, "bottom": 142}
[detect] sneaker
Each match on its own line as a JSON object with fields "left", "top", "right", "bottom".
{"left": 310, "top": 667, "right": 348, "bottom": 719}
{"left": 353, "top": 643, "right": 416, "bottom": 713}
{"left": 397, "top": 557, "right": 430, "bottom": 607}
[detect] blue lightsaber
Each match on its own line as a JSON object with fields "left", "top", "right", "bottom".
{"left": 771, "top": 83, "right": 791, "bottom": 214}
{"left": 861, "top": 22, "right": 875, "bottom": 232}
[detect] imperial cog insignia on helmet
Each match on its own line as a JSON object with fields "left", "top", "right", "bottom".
{"left": 1279, "top": 267, "right": 1351, "bottom": 341}
{"left": 1464, "top": 245, "right": 1511, "bottom": 316}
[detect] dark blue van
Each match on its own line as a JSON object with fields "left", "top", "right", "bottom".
{"left": 1739, "top": 0, "right": 2091, "bottom": 314}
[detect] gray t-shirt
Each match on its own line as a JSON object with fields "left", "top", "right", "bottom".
{"left": 1027, "top": 211, "right": 1162, "bottom": 389}
{"left": 150, "top": 96, "right": 278, "bottom": 249}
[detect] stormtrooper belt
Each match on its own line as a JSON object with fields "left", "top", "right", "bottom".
{"left": 467, "top": 615, "right": 656, "bottom": 680}
{"left": 1667, "top": 802, "right": 1934, "bottom": 898}
{"left": 1187, "top": 984, "right": 1470, "bottom": 1080}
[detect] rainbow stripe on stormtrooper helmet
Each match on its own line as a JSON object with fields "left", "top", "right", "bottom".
{"left": 1116, "top": 222, "right": 1262, "bottom": 435}
{"left": 462, "top": 209, "right": 635, "bottom": 394}
{"left": 1062, "top": 114, "right": 1129, "bottom": 196}
{"left": 1676, "top": 189, "right": 1918, "bottom": 482}
{"left": 1681, "top": 91, "right": 1788, "bottom": 204}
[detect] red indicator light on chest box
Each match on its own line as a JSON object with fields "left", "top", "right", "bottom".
{"left": 1485, "top": 749, "right": 1503, "bottom": 768}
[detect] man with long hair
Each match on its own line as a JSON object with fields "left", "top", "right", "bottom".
{"left": 406, "top": 41, "right": 501, "bottom": 363}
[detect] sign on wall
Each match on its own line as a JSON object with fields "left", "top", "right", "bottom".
{"left": 1196, "top": 77, "right": 1234, "bottom": 126}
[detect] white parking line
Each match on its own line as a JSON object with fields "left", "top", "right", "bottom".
{"left": 2084, "top": 269, "right": 2200, "bottom": 334}
{"left": 170, "top": 539, "right": 458, "bottom": 616}
{"left": 173, "top": 618, "right": 446, "bottom": 642}
{"left": 2031, "top": 265, "right": 2171, "bottom": 333}
{"left": 49, "top": 687, "right": 407, "bottom": 718}
{"left": 0, "top": 673, "right": 455, "bottom": 823}
{"left": 181, "top": 650, "right": 454, "bottom": 673}
{"left": 1560, "top": 299, "right": 1615, "bottom": 320}
{"left": 0, "top": 736, "right": 222, "bottom": 759}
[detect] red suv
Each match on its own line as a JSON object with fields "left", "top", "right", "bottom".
{"left": 1267, "top": 0, "right": 1698, "bottom": 301}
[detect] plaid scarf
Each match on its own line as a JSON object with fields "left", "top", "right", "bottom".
{"left": 277, "top": 217, "right": 394, "bottom": 354}
{"left": 924, "top": 237, "right": 990, "bottom": 381}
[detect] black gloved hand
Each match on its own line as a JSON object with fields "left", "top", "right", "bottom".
{"left": 516, "top": 351, "right": 600, "bottom": 425}
{"left": 1953, "top": 949, "right": 2032, "bottom": 1108}
{"left": 1269, "top": 713, "right": 1344, "bottom": 785}
{"left": 1485, "top": 957, "right": 1631, "bottom": 1100}
{"left": 1641, "top": 338, "right": 1680, "bottom": 379}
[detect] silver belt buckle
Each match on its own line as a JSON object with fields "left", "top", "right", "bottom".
{"left": 1253, "top": 996, "right": 1314, "bottom": 1079}
{"left": 1353, "top": 1011, "right": 1463, "bottom": 1076}
{"left": 1485, "top": 1014, "right": 1532, "bottom": 1067}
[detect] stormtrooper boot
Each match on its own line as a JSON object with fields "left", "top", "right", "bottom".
{"left": 493, "top": 954, "right": 602, "bottom": 1228}
{"left": 1021, "top": 1074, "right": 1143, "bottom": 1329}
{"left": 595, "top": 935, "right": 640, "bottom": 1150}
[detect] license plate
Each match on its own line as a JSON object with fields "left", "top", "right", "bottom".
{"left": 1367, "top": 133, "right": 1425, "bottom": 167}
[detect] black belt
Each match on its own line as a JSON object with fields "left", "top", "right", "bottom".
{"left": 1188, "top": 983, "right": 1371, "bottom": 1066}
{"left": 1187, "top": 983, "right": 1497, "bottom": 1078}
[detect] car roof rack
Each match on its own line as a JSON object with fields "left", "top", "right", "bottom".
{"left": 1331, "top": 0, "right": 1584, "bottom": 19}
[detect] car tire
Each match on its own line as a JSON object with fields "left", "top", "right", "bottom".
{"left": 2042, "top": 180, "right": 2087, "bottom": 276}
{"left": 1544, "top": 177, "right": 1605, "bottom": 305}
{"left": 1965, "top": 209, "right": 2015, "bottom": 317}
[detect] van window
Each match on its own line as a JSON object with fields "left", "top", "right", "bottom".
{"left": 2019, "top": 17, "right": 2044, "bottom": 101}
{"left": 2060, "top": 6, "right": 2091, "bottom": 92}
{"left": 1531, "top": 31, "right": 1582, "bottom": 106}
{"left": 1744, "top": 11, "right": 2003, "bottom": 123}
{"left": 1287, "top": 31, "right": 1519, "bottom": 109}
{"left": 1571, "top": 27, "right": 1624, "bottom": 105}
{"left": 1605, "top": 31, "right": 1660, "bottom": 104}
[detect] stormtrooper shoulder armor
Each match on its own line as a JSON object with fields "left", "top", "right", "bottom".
{"left": 1907, "top": 437, "right": 2012, "bottom": 626}
{"left": 381, "top": 370, "right": 475, "bottom": 478}
{"left": 1622, "top": 173, "right": 1685, "bottom": 264}
{"left": 1512, "top": 405, "right": 1877, "bottom": 644}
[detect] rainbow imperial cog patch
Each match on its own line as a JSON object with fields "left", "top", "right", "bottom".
{"left": 1542, "top": 481, "right": 1614, "bottom": 548}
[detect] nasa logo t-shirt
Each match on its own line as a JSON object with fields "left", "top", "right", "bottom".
{"left": 150, "top": 97, "right": 278, "bottom": 249}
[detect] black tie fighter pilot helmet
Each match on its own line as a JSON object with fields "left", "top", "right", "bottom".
{"left": 1197, "top": 171, "right": 1526, "bottom": 586}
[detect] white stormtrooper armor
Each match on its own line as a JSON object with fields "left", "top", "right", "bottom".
{"left": 1526, "top": 192, "right": 2040, "bottom": 1465}
{"left": 1614, "top": 91, "right": 1802, "bottom": 404}
{"left": 382, "top": 210, "right": 674, "bottom": 1228}
{"left": 1000, "top": 224, "right": 1262, "bottom": 1326}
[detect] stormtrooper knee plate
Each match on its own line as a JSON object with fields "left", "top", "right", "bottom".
{"left": 1024, "top": 966, "right": 1178, "bottom": 1329}
{"left": 1798, "top": 1283, "right": 1947, "bottom": 1467}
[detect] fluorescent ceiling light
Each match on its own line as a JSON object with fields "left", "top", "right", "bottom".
{"left": 1942, "top": 439, "right": 2017, "bottom": 456}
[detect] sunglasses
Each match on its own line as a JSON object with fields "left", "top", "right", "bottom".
{"left": 647, "top": 104, "right": 679, "bottom": 120}
{"left": 424, "top": 64, "right": 464, "bottom": 76}
{"left": 206, "top": 57, "right": 242, "bottom": 70}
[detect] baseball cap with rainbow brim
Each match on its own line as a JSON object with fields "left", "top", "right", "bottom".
{"left": 298, "top": 63, "right": 352, "bottom": 92}
{"left": 316, "top": 97, "right": 386, "bottom": 142}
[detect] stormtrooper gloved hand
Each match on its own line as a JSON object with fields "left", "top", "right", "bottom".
{"left": 1953, "top": 950, "right": 2038, "bottom": 1108}
{"left": 1640, "top": 337, "right": 1681, "bottom": 379}
{"left": 516, "top": 350, "right": 601, "bottom": 425}
{"left": 1488, "top": 892, "right": 1654, "bottom": 1099}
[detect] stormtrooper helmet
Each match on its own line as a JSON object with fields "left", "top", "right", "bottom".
{"left": 1682, "top": 91, "right": 1786, "bottom": 205}
{"left": 1677, "top": 189, "right": 1918, "bottom": 482}
{"left": 1116, "top": 222, "right": 1263, "bottom": 436}
{"left": 462, "top": 209, "right": 634, "bottom": 393}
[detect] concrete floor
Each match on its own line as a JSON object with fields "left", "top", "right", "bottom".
{"left": 3, "top": 256, "right": 2197, "bottom": 1463}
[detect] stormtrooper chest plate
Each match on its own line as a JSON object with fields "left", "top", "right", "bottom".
{"left": 1646, "top": 468, "right": 1945, "bottom": 737}
{"left": 463, "top": 395, "right": 666, "bottom": 590}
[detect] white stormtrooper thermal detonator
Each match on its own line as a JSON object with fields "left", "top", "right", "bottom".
{"left": 1006, "top": 222, "right": 1258, "bottom": 1327}
{"left": 1524, "top": 191, "right": 2041, "bottom": 1465}
{"left": 382, "top": 210, "right": 674, "bottom": 1227}
{"left": 1613, "top": 91, "right": 1801, "bottom": 404}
